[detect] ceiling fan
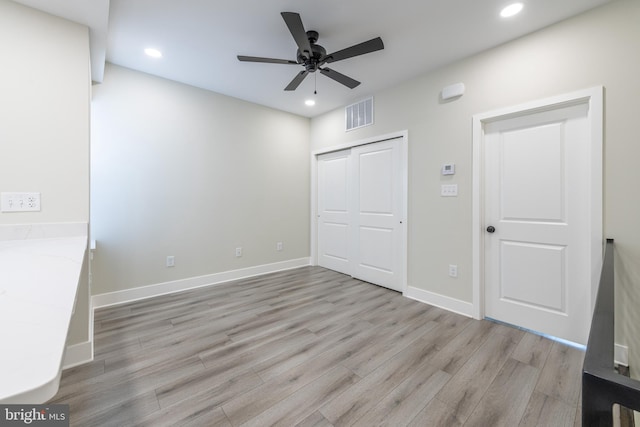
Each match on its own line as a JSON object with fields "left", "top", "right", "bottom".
{"left": 238, "top": 12, "right": 384, "bottom": 91}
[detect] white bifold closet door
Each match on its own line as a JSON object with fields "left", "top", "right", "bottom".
{"left": 317, "top": 139, "right": 402, "bottom": 292}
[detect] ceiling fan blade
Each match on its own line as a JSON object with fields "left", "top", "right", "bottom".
{"left": 281, "top": 12, "right": 312, "bottom": 59}
{"left": 237, "top": 55, "right": 298, "bottom": 65}
{"left": 324, "top": 37, "right": 384, "bottom": 64}
{"left": 285, "top": 70, "right": 309, "bottom": 91}
{"left": 320, "top": 68, "right": 360, "bottom": 89}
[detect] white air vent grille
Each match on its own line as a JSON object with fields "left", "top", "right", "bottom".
{"left": 345, "top": 97, "right": 373, "bottom": 131}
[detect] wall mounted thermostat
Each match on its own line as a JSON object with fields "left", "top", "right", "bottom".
{"left": 441, "top": 163, "right": 455, "bottom": 175}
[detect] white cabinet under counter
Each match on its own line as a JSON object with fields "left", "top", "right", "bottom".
{"left": 0, "top": 223, "right": 88, "bottom": 403}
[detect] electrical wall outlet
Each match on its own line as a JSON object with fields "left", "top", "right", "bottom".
{"left": 449, "top": 264, "right": 458, "bottom": 278}
{"left": 166, "top": 256, "right": 175, "bottom": 267}
{"left": 276, "top": 242, "right": 283, "bottom": 251}
{"left": 235, "top": 247, "right": 243, "bottom": 257}
{"left": 1, "top": 192, "right": 41, "bottom": 212}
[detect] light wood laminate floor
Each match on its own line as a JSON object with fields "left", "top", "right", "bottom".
{"left": 51, "top": 266, "right": 584, "bottom": 426}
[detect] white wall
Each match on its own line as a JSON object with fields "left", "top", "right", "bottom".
{"left": 0, "top": 0, "right": 90, "bottom": 224}
{"left": 311, "top": 0, "right": 640, "bottom": 378}
{"left": 91, "top": 64, "right": 310, "bottom": 296}
{"left": 0, "top": 0, "right": 91, "bottom": 346}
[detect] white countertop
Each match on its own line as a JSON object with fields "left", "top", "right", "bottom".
{"left": 0, "top": 223, "right": 87, "bottom": 403}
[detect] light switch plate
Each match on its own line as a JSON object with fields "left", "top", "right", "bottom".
{"left": 441, "top": 184, "right": 458, "bottom": 197}
{"left": 1, "top": 192, "right": 41, "bottom": 212}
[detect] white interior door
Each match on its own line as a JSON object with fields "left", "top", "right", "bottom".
{"left": 317, "top": 150, "right": 351, "bottom": 275}
{"left": 316, "top": 138, "right": 403, "bottom": 292}
{"left": 351, "top": 141, "right": 402, "bottom": 291}
{"left": 484, "top": 102, "right": 593, "bottom": 345}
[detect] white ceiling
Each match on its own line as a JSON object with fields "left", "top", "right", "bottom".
{"left": 14, "top": 0, "right": 612, "bottom": 118}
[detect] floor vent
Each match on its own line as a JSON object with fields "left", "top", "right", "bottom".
{"left": 345, "top": 97, "right": 373, "bottom": 131}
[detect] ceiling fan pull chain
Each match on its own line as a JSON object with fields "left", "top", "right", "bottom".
{"left": 314, "top": 73, "right": 317, "bottom": 95}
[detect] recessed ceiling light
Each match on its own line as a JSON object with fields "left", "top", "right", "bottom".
{"left": 500, "top": 3, "right": 523, "bottom": 18}
{"left": 305, "top": 99, "right": 316, "bottom": 106}
{"left": 144, "top": 48, "right": 163, "bottom": 58}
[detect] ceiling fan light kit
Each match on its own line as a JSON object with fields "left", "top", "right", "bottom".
{"left": 238, "top": 12, "right": 384, "bottom": 91}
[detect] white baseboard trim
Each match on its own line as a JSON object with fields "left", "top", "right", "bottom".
{"left": 404, "top": 286, "right": 474, "bottom": 318}
{"left": 614, "top": 343, "right": 629, "bottom": 367}
{"left": 63, "top": 340, "right": 93, "bottom": 369}
{"left": 92, "top": 257, "right": 311, "bottom": 309}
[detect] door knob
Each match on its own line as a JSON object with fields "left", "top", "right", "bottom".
{"left": 486, "top": 226, "right": 496, "bottom": 233}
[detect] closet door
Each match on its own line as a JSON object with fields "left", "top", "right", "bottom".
{"left": 316, "top": 139, "right": 403, "bottom": 292}
{"left": 351, "top": 140, "right": 402, "bottom": 291}
{"left": 317, "top": 150, "right": 352, "bottom": 275}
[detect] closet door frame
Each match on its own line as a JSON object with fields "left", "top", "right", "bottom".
{"left": 310, "top": 130, "right": 408, "bottom": 294}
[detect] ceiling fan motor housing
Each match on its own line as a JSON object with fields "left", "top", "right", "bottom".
{"left": 297, "top": 31, "right": 326, "bottom": 72}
